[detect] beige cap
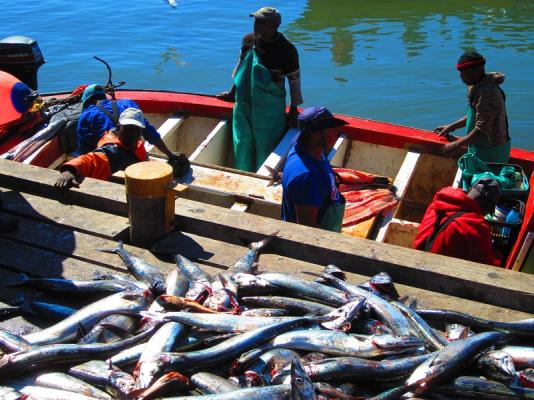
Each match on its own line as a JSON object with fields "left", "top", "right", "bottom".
{"left": 119, "top": 107, "right": 146, "bottom": 128}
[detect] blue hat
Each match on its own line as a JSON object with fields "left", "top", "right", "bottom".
{"left": 298, "top": 106, "right": 348, "bottom": 137}
{"left": 81, "top": 84, "right": 105, "bottom": 108}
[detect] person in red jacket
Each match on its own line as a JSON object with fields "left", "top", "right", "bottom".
{"left": 412, "top": 178, "right": 500, "bottom": 265}
{"left": 54, "top": 107, "right": 148, "bottom": 189}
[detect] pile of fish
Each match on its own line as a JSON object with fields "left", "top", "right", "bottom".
{"left": 0, "top": 235, "right": 533, "bottom": 399}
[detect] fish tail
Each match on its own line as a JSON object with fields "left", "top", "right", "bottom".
{"left": 96, "top": 241, "right": 124, "bottom": 254}
{"left": 249, "top": 230, "right": 279, "bottom": 252}
{"left": 4, "top": 273, "right": 30, "bottom": 287}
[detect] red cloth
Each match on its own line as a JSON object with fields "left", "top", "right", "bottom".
{"left": 413, "top": 187, "right": 497, "bottom": 265}
{"left": 62, "top": 130, "right": 146, "bottom": 181}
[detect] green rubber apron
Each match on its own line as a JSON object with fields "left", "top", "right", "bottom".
{"left": 316, "top": 161, "right": 346, "bottom": 232}
{"left": 466, "top": 105, "right": 511, "bottom": 163}
{"left": 318, "top": 195, "right": 346, "bottom": 232}
{"left": 232, "top": 50, "right": 286, "bottom": 172}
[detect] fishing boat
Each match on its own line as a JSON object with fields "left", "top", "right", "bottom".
{"left": 0, "top": 37, "right": 533, "bottom": 272}
{"left": 2, "top": 86, "right": 533, "bottom": 271}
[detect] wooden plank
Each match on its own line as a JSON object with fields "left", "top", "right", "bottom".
{"left": 153, "top": 231, "right": 533, "bottom": 322}
{"left": 256, "top": 127, "right": 299, "bottom": 176}
{"left": 513, "top": 232, "right": 534, "bottom": 272}
{"left": 0, "top": 190, "right": 129, "bottom": 240}
{"left": 145, "top": 115, "right": 185, "bottom": 154}
{"left": 376, "top": 151, "right": 420, "bottom": 242}
{"left": 1, "top": 195, "right": 531, "bottom": 323}
{"left": 1, "top": 159, "right": 533, "bottom": 313}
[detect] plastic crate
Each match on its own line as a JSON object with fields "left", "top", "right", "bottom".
{"left": 461, "top": 163, "right": 529, "bottom": 199}
{"left": 488, "top": 198, "right": 525, "bottom": 266}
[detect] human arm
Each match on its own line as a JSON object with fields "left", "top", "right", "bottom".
{"left": 286, "top": 173, "right": 324, "bottom": 228}
{"left": 286, "top": 43, "right": 303, "bottom": 128}
{"left": 76, "top": 110, "right": 108, "bottom": 154}
{"left": 434, "top": 116, "right": 467, "bottom": 137}
{"left": 56, "top": 152, "right": 112, "bottom": 186}
{"left": 215, "top": 85, "right": 236, "bottom": 102}
{"left": 441, "top": 126, "right": 486, "bottom": 154}
{"left": 294, "top": 205, "right": 321, "bottom": 228}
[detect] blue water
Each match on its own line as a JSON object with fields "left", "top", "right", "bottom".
{"left": 2, "top": 0, "right": 533, "bottom": 149}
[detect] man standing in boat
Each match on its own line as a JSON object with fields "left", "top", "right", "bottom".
{"left": 216, "top": 6, "right": 303, "bottom": 172}
{"left": 76, "top": 84, "right": 189, "bottom": 175}
{"left": 412, "top": 178, "right": 500, "bottom": 265}
{"left": 435, "top": 51, "right": 511, "bottom": 163}
{"left": 55, "top": 108, "right": 148, "bottom": 188}
{"left": 281, "top": 106, "right": 347, "bottom": 232}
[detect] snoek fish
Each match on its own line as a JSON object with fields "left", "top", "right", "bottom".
{"left": 102, "top": 242, "right": 166, "bottom": 294}
{"left": 405, "top": 331, "right": 509, "bottom": 394}
{"left": 23, "top": 290, "right": 150, "bottom": 345}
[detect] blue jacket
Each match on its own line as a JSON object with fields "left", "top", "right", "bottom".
{"left": 76, "top": 99, "right": 160, "bottom": 154}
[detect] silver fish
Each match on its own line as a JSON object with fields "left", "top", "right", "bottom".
{"left": 69, "top": 360, "right": 136, "bottom": 398}
{"left": 6, "top": 272, "right": 144, "bottom": 294}
{"left": 141, "top": 311, "right": 302, "bottom": 333}
{"left": 240, "top": 296, "right": 335, "bottom": 316}
{"left": 405, "top": 331, "right": 508, "bottom": 395}
{"left": 291, "top": 358, "right": 317, "bottom": 400}
{"left": 478, "top": 350, "right": 516, "bottom": 382}
{"left": 102, "top": 242, "right": 166, "bottom": 294}
{"left": 190, "top": 372, "right": 240, "bottom": 394}
{"left": 243, "top": 330, "right": 424, "bottom": 358}
{"left": 154, "top": 317, "right": 313, "bottom": 373}
{"left": 175, "top": 254, "right": 212, "bottom": 303}
{"left": 23, "top": 290, "right": 150, "bottom": 345}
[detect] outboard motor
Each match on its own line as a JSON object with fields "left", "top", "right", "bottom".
{"left": 0, "top": 36, "right": 45, "bottom": 90}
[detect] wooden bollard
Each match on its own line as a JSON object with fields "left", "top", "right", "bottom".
{"left": 124, "top": 161, "right": 175, "bottom": 246}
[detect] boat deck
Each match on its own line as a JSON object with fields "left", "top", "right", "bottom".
{"left": 0, "top": 158, "right": 533, "bottom": 335}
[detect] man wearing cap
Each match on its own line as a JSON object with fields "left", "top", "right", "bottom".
{"left": 412, "top": 178, "right": 501, "bottom": 265}
{"left": 76, "top": 85, "right": 191, "bottom": 175}
{"left": 55, "top": 108, "right": 149, "bottom": 188}
{"left": 216, "top": 6, "right": 303, "bottom": 172}
{"left": 281, "top": 106, "right": 347, "bottom": 232}
{"left": 435, "top": 51, "right": 510, "bottom": 163}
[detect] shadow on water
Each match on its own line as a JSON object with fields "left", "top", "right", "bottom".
{"left": 286, "top": 0, "right": 534, "bottom": 64}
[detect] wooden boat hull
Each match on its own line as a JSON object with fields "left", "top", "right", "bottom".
{"left": 2, "top": 89, "right": 533, "bottom": 270}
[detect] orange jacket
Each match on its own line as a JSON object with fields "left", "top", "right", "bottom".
{"left": 61, "top": 130, "right": 147, "bottom": 181}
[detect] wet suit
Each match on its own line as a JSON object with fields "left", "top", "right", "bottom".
{"left": 232, "top": 33, "right": 302, "bottom": 172}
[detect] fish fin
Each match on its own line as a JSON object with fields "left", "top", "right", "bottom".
{"left": 249, "top": 230, "right": 279, "bottom": 251}
{"left": 76, "top": 322, "right": 89, "bottom": 340}
{"left": 3, "top": 273, "right": 30, "bottom": 287}
{"left": 139, "top": 311, "right": 167, "bottom": 322}
{"left": 96, "top": 240, "right": 123, "bottom": 254}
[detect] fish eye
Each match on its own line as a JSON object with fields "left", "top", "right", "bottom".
{"left": 295, "top": 377, "right": 303, "bottom": 384}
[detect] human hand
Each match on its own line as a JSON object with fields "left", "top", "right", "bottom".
{"left": 168, "top": 152, "right": 191, "bottom": 177}
{"left": 215, "top": 91, "right": 235, "bottom": 103}
{"left": 54, "top": 170, "right": 79, "bottom": 189}
{"left": 434, "top": 125, "right": 454, "bottom": 137}
{"left": 286, "top": 107, "right": 299, "bottom": 128}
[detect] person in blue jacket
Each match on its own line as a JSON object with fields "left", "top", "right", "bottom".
{"left": 282, "top": 106, "right": 348, "bottom": 232}
{"left": 76, "top": 84, "right": 189, "bottom": 175}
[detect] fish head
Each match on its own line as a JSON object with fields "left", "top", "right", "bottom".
{"left": 321, "top": 298, "right": 365, "bottom": 331}
{"left": 478, "top": 350, "right": 516, "bottom": 380}
{"left": 291, "top": 358, "right": 317, "bottom": 400}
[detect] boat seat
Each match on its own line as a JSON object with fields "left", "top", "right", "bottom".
{"left": 256, "top": 127, "right": 299, "bottom": 177}
{"left": 145, "top": 115, "right": 186, "bottom": 154}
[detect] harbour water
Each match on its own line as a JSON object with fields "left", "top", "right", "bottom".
{"left": 1, "top": 0, "right": 533, "bottom": 148}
